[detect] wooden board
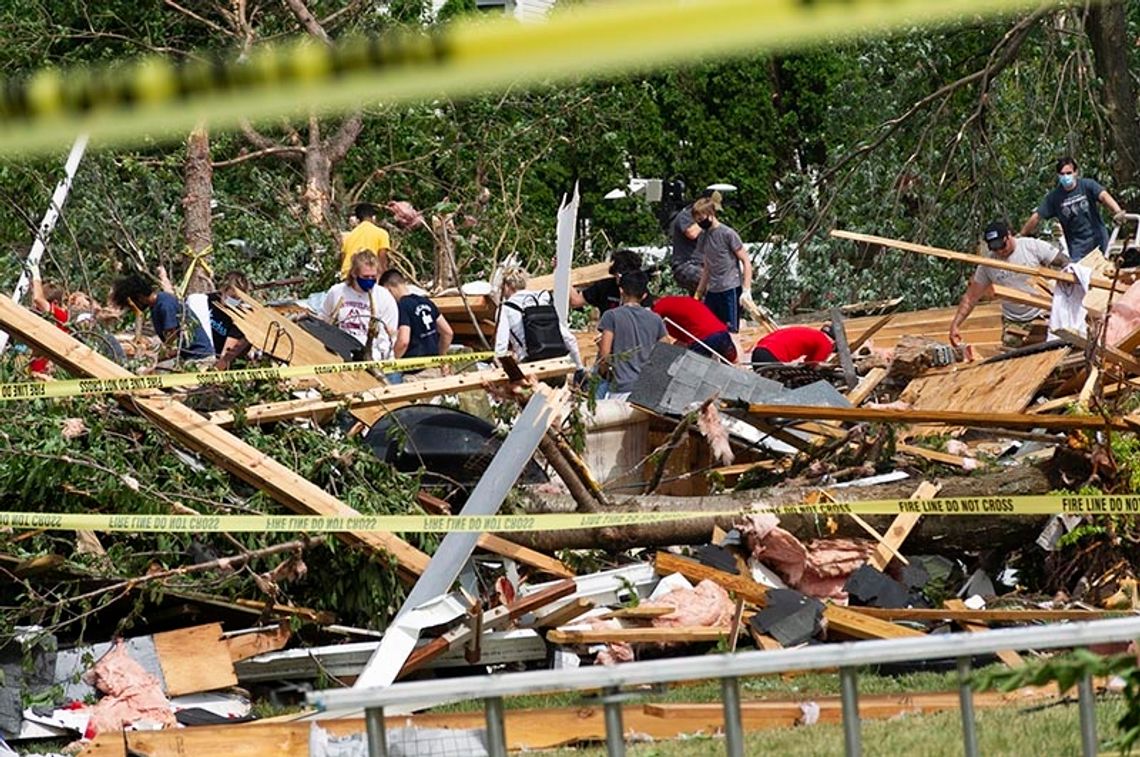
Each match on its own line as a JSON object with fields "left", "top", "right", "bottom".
{"left": 944, "top": 598, "right": 1024, "bottom": 667}
{"left": 897, "top": 348, "right": 1068, "bottom": 437}
{"left": 868, "top": 481, "right": 940, "bottom": 571}
{"left": 224, "top": 625, "right": 292, "bottom": 662}
{"left": 152, "top": 623, "right": 238, "bottom": 696}
{"left": 547, "top": 627, "right": 729, "bottom": 644}
{"left": 0, "top": 295, "right": 431, "bottom": 578}
{"left": 844, "top": 607, "right": 1134, "bottom": 622}
{"left": 746, "top": 402, "right": 1126, "bottom": 431}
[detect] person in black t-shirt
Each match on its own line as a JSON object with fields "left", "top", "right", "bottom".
{"left": 569, "top": 249, "right": 652, "bottom": 313}
{"left": 379, "top": 270, "right": 454, "bottom": 360}
{"left": 207, "top": 271, "right": 251, "bottom": 370}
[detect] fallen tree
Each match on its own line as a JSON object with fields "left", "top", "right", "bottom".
{"left": 511, "top": 464, "right": 1052, "bottom": 553}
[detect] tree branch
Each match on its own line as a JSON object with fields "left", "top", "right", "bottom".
{"left": 325, "top": 112, "right": 364, "bottom": 163}
{"left": 282, "top": 0, "right": 332, "bottom": 45}
{"left": 212, "top": 145, "right": 306, "bottom": 167}
{"left": 162, "top": 0, "right": 232, "bottom": 37}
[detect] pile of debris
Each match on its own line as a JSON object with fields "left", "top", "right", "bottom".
{"left": 3, "top": 234, "right": 1140, "bottom": 756}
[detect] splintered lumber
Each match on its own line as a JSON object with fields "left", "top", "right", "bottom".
{"left": 599, "top": 606, "right": 676, "bottom": 620}
{"left": 529, "top": 261, "right": 613, "bottom": 291}
{"left": 152, "top": 623, "right": 238, "bottom": 695}
{"left": 897, "top": 347, "right": 1068, "bottom": 437}
{"left": 400, "top": 579, "right": 575, "bottom": 677}
{"left": 895, "top": 443, "right": 973, "bottom": 469}
{"left": 547, "top": 627, "right": 728, "bottom": 644}
{"left": 532, "top": 598, "right": 595, "bottom": 629}
{"left": 224, "top": 624, "right": 292, "bottom": 662}
{"left": 653, "top": 552, "right": 922, "bottom": 640}
{"left": 1055, "top": 328, "right": 1140, "bottom": 375}
{"left": 0, "top": 295, "right": 431, "bottom": 576}
{"left": 944, "top": 598, "right": 1024, "bottom": 667}
{"left": 831, "top": 230, "right": 1122, "bottom": 292}
{"left": 845, "top": 367, "right": 887, "bottom": 406}
{"left": 477, "top": 533, "right": 575, "bottom": 578}
{"left": 868, "top": 481, "right": 940, "bottom": 571}
{"left": 992, "top": 284, "right": 1053, "bottom": 312}
{"left": 848, "top": 313, "right": 894, "bottom": 351}
{"left": 744, "top": 403, "right": 1128, "bottom": 431}
{"left": 207, "top": 358, "right": 576, "bottom": 427}
{"left": 1032, "top": 376, "right": 1140, "bottom": 414}
{"left": 846, "top": 607, "right": 1133, "bottom": 623}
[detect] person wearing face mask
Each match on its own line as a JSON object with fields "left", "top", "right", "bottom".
{"left": 207, "top": 271, "right": 251, "bottom": 370}
{"left": 1020, "top": 156, "right": 1126, "bottom": 262}
{"left": 320, "top": 250, "right": 398, "bottom": 361}
{"left": 692, "top": 195, "right": 753, "bottom": 332}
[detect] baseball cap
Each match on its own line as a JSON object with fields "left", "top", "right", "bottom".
{"left": 983, "top": 220, "right": 1010, "bottom": 251}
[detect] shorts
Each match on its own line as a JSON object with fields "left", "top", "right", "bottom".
{"left": 704, "top": 287, "right": 741, "bottom": 333}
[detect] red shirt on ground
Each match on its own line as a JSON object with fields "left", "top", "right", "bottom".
{"left": 651, "top": 296, "right": 727, "bottom": 344}
{"left": 29, "top": 304, "right": 68, "bottom": 374}
{"left": 755, "top": 326, "right": 833, "bottom": 363}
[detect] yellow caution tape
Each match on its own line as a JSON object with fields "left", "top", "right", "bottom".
{"left": 0, "top": 494, "right": 1134, "bottom": 533}
{"left": 0, "top": 351, "right": 494, "bottom": 402}
{"left": 0, "top": 0, "right": 1045, "bottom": 156}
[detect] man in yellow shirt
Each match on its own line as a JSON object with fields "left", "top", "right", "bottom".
{"left": 340, "top": 203, "right": 391, "bottom": 277}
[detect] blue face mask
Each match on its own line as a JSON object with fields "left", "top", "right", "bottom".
{"left": 356, "top": 276, "right": 377, "bottom": 292}
{"left": 1059, "top": 173, "right": 1077, "bottom": 190}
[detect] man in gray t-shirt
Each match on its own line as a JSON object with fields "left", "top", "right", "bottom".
{"left": 693, "top": 196, "right": 753, "bottom": 333}
{"left": 597, "top": 270, "right": 667, "bottom": 395}
{"left": 670, "top": 204, "right": 702, "bottom": 293}
{"left": 949, "top": 219, "right": 1068, "bottom": 347}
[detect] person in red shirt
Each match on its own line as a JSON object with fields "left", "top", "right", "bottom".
{"left": 651, "top": 295, "right": 738, "bottom": 363}
{"left": 28, "top": 261, "right": 68, "bottom": 375}
{"left": 752, "top": 326, "right": 833, "bottom": 365}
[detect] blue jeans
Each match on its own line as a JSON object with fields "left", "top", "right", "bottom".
{"left": 688, "top": 330, "right": 738, "bottom": 362}
{"left": 704, "top": 287, "right": 741, "bottom": 333}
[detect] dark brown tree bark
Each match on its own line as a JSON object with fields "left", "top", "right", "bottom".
{"left": 508, "top": 464, "right": 1053, "bottom": 554}
{"left": 1086, "top": 0, "right": 1140, "bottom": 193}
{"left": 182, "top": 126, "right": 215, "bottom": 294}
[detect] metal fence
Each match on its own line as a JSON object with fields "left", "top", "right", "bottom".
{"left": 309, "top": 616, "right": 1140, "bottom": 757}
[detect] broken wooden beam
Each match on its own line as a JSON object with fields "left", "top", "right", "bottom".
{"left": 845, "top": 607, "right": 1134, "bottom": 623}
{"left": 744, "top": 402, "right": 1128, "bottom": 431}
{"left": 547, "top": 627, "right": 729, "bottom": 644}
{"left": 0, "top": 295, "right": 432, "bottom": 577}
{"left": 943, "top": 598, "right": 1025, "bottom": 667}
{"left": 868, "top": 481, "right": 940, "bottom": 571}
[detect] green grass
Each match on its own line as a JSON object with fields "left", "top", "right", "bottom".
{"left": 538, "top": 698, "right": 1129, "bottom": 756}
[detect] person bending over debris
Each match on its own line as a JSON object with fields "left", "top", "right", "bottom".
{"left": 380, "top": 269, "right": 454, "bottom": 362}
{"left": 949, "top": 220, "right": 1068, "bottom": 348}
{"left": 596, "top": 270, "right": 667, "bottom": 397}
{"left": 751, "top": 325, "right": 834, "bottom": 365}
{"left": 569, "top": 248, "right": 648, "bottom": 313}
{"left": 26, "top": 259, "right": 68, "bottom": 375}
{"left": 670, "top": 189, "right": 720, "bottom": 295}
{"left": 651, "top": 294, "right": 737, "bottom": 363}
{"left": 340, "top": 203, "right": 392, "bottom": 278}
{"left": 1020, "top": 156, "right": 1126, "bottom": 262}
{"left": 495, "top": 266, "right": 583, "bottom": 366}
{"left": 321, "top": 250, "right": 398, "bottom": 362}
{"left": 693, "top": 195, "right": 753, "bottom": 333}
{"left": 110, "top": 273, "right": 214, "bottom": 363}
{"left": 207, "top": 271, "right": 251, "bottom": 371}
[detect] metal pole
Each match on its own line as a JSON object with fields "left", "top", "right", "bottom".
{"left": 956, "top": 657, "right": 979, "bottom": 757}
{"left": 603, "top": 686, "right": 626, "bottom": 757}
{"left": 1078, "top": 673, "right": 1098, "bottom": 757}
{"left": 839, "top": 666, "right": 861, "bottom": 757}
{"left": 484, "top": 696, "right": 508, "bottom": 757}
{"left": 721, "top": 676, "right": 744, "bottom": 757}
{"left": 364, "top": 706, "right": 388, "bottom": 757}
{"left": 0, "top": 133, "right": 88, "bottom": 355}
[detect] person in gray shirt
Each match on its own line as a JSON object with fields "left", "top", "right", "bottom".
{"left": 1020, "top": 156, "right": 1126, "bottom": 261}
{"left": 596, "top": 270, "right": 667, "bottom": 396}
{"left": 949, "top": 219, "right": 1068, "bottom": 347}
{"left": 670, "top": 190, "right": 721, "bottom": 294}
{"left": 693, "top": 195, "right": 753, "bottom": 332}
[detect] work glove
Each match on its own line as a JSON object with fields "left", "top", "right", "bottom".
{"left": 740, "top": 290, "right": 755, "bottom": 308}
{"left": 1115, "top": 210, "right": 1129, "bottom": 225}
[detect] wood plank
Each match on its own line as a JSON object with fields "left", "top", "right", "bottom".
{"left": 868, "top": 481, "right": 940, "bottom": 571}
{"left": 944, "top": 598, "right": 1025, "bottom": 667}
{"left": 845, "top": 367, "right": 887, "bottom": 406}
{"left": 831, "top": 230, "right": 1122, "bottom": 292}
{"left": 822, "top": 604, "right": 925, "bottom": 640}
{"left": 477, "top": 533, "right": 575, "bottom": 578}
{"left": 152, "top": 623, "right": 238, "bottom": 696}
{"left": 896, "top": 443, "right": 972, "bottom": 469}
{"left": 992, "top": 283, "right": 1053, "bottom": 311}
{"left": 531, "top": 598, "right": 594, "bottom": 629}
{"left": 843, "top": 607, "right": 1134, "bottom": 622}
{"left": 529, "top": 261, "right": 613, "bottom": 291}
{"left": 547, "top": 626, "right": 729, "bottom": 644}
{"left": 208, "top": 358, "right": 576, "bottom": 427}
{"left": 1055, "top": 328, "right": 1140, "bottom": 375}
{"left": 598, "top": 605, "right": 676, "bottom": 620}
{"left": 0, "top": 295, "right": 431, "bottom": 577}
{"left": 745, "top": 402, "right": 1124, "bottom": 431}
{"left": 1032, "top": 377, "right": 1140, "bottom": 413}
{"left": 848, "top": 313, "right": 894, "bottom": 351}
{"left": 224, "top": 624, "right": 292, "bottom": 662}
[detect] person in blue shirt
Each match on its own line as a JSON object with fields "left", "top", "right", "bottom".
{"left": 378, "top": 269, "right": 453, "bottom": 360}
{"left": 1020, "top": 156, "right": 1127, "bottom": 261}
{"left": 110, "top": 273, "right": 215, "bottom": 361}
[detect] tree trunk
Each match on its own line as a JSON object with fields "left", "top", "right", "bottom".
{"left": 1087, "top": 0, "right": 1140, "bottom": 193}
{"left": 303, "top": 115, "right": 333, "bottom": 227}
{"left": 508, "top": 464, "right": 1053, "bottom": 554}
{"left": 182, "top": 126, "right": 214, "bottom": 294}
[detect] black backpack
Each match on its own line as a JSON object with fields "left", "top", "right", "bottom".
{"left": 504, "top": 293, "right": 569, "bottom": 362}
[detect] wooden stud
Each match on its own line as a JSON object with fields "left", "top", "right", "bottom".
{"left": 868, "top": 481, "right": 941, "bottom": 571}
{"left": 943, "top": 598, "right": 1025, "bottom": 667}
{"left": 745, "top": 402, "right": 1125, "bottom": 431}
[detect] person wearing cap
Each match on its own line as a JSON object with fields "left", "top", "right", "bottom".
{"left": 948, "top": 220, "right": 1068, "bottom": 348}
{"left": 669, "top": 190, "right": 719, "bottom": 295}
{"left": 751, "top": 326, "right": 834, "bottom": 365}
{"left": 569, "top": 249, "right": 648, "bottom": 313}
{"left": 692, "top": 195, "right": 752, "bottom": 333}
{"left": 340, "top": 203, "right": 392, "bottom": 278}
{"left": 1020, "top": 156, "right": 1126, "bottom": 262}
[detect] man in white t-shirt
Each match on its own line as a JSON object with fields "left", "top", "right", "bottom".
{"left": 949, "top": 220, "right": 1068, "bottom": 347}
{"left": 320, "top": 251, "right": 398, "bottom": 361}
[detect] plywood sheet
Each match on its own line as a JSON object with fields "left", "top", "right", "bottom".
{"left": 153, "top": 623, "right": 238, "bottom": 696}
{"left": 899, "top": 348, "right": 1068, "bottom": 437}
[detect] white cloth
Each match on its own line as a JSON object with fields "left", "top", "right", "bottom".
{"left": 493, "top": 289, "right": 583, "bottom": 366}
{"left": 1048, "top": 263, "right": 1092, "bottom": 339}
{"left": 319, "top": 282, "right": 398, "bottom": 361}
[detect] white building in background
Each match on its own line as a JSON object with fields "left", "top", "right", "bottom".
{"left": 428, "top": 0, "right": 557, "bottom": 21}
